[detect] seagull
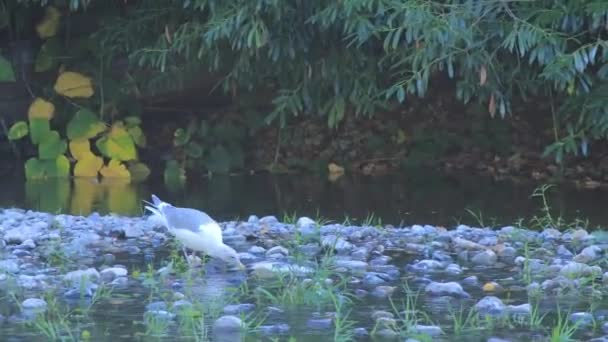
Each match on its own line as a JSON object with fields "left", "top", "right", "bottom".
{"left": 144, "top": 195, "right": 244, "bottom": 270}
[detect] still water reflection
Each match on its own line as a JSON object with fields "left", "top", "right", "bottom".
{"left": 3, "top": 170, "right": 608, "bottom": 227}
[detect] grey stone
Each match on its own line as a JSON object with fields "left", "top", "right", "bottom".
{"left": 462, "top": 276, "right": 479, "bottom": 287}
{"left": 306, "top": 318, "right": 332, "bottom": 330}
{"left": 445, "top": 264, "right": 462, "bottom": 275}
{"left": 371, "top": 286, "right": 396, "bottom": 298}
{"left": 352, "top": 327, "right": 369, "bottom": 337}
{"left": 110, "top": 277, "right": 128, "bottom": 287}
{"left": 475, "top": 296, "right": 505, "bottom": 316}
{"left": 223, "top": 304, "right": 255, "bottom": 315}
{"left": 425, "top": 281, "right": 470, "bottom": 298}
{"left": 18, "top": 239, "right": 36, "bottom": 250}
{"left": 409, "top": 259, "right": 444, "bottom": 272}
{"left": 248, "top": 246, "right": 266, "bottom": 254}
{"left": 146, "top": 301, "right": 167, "bottom": 312}
{"left": 213, "top": 315, "right": 243, "bottom": 333}
{"left": 506, "top": 303, "right": 531, "bottom": 316}
{"left": 4, "top": 225, "right": 43, "bottom": 244}
{"left": 123, "top": 225, "right": 144, "bottom": 238}
{"left": 296, "top": 217, "right": 316, "bottom": 227}
{"left": 0, "top": 260, "right": 19, "bottom": 273}
{"left": 64, "top": 268, "right": 100, "bottom": 284}
{"left": 21, "top": 298, "right": 47, "bottom": 311}
{"left": 100, "top": 267, "right": 128, "bottom": 281}
{"left": 413, "top": 324, "right": 443, "bottom": 336}
{"left": 257, "top": 323, "right": 290, "bottom": 335}
{"left": 471, "top": 249, "right": 498, "bottom": 266}
{"left": 172, "top": 300, "right": 193, "bottom": 311}
{"left": 574, "top": 245, "right": 602, "bottom": 263}
{"left": 557, "top": 245, "right": 574, "bottom": 258}
{"left": 362, "top": 273, "right": 387, "bottom": 287}
{"left": 145, "top": 310, "right": 175, "bottom": 321}
{"left": 259, "top": 216, "right": 279, "bottom": 224}
{"left": 333, "top": 259, "right": 368, "bottom": 271}
{"left": 559, "top": 262, "right": 600, "bottom": 278}
{"left": 570, "top": 312, "right": 594, "bottom": 326}
{"left": 321, "top": 235, "right": 353, "bottom": 252}
{"left": 266, "top": 246, "right": 289, "bottom": 257}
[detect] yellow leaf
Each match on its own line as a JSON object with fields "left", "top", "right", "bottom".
{"left": 100, "top": 159, "right": 131, "bottom": 179}
{"left": 36, "top": 6, "right": 61, "bottom": 39}
{"left": 54, "top": 71, "right": 94, "bottom": 98}
{"left": 28, "top": 98, "right": 55, "bottom": 120}
{"left": 69, "top": 139, "right": 95, "bottom": 160}
{"left": 74, "top": 155, "right": 103, "bottom": 178}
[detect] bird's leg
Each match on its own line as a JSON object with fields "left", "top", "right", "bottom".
{"left": 182, "top": 246, "right": 191, "bottom": 266}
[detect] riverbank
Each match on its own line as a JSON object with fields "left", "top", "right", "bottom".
{"left": 1, "top": 208, "right": 608, "bottom": 341}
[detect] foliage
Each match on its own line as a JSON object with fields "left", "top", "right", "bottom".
{"left": 2, "top": 4, "right": 149, "bottom": 180}
{"left": 170, "top": 117, "right": 247, "bottom": 176}
{"left": 4, "top": 0, "right": 608, "bottom": 166}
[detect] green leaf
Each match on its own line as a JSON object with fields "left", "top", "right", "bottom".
{"left": 29, "top": 118, "right": 51, "bottom": 144}
{"left": 48, "top": 155, "right": 70, "bottom": 177}
{"left": 185, "top": 141, "right": 203, "bottom": 158}
{"left": 95, "top": 124, "right": 137, "bottom": 161}
{"left": 128, "top": 162, "right": 151, "bottom": 181}
{"left": 67, "top": 109, "right": 106, "bottom": 140}
{"left": 0, "top": 54, "right": 15, "bottom": 82}
{"left": 205, "top": 145, "right": 231, "bottom": 174}
{"left": 124, "top": 116, "right": 142, "bottom": 127}
{"left": 34, "top": 37, "right": 61, "bottom": 72}
{"left": 127, "top": 126, "right": 146, "bottom": 147}
{"left": 25, "top": 158, "right": 45, "bottom": 179}
{"left": 164, "top": 160, "right": 186, "bottom": 191}
{"left": 173, "top": 128, "right": 190, "bottom": 146}
{"left": 8, "top": 121, "right": 29, "bottom": 140}
{"left": 38, "top": 131, "right": 67, "bottom": 160}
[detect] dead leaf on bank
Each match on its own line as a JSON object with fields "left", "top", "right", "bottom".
{"left": 480, "top": 65, "right": 487, "bottom": 86}
{"left": 328, "top": 162, "right": 345, "bottom": 182}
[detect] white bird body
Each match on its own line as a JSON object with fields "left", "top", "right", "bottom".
{"left": 144, "top": 195, "right": 243, "bottom": 269}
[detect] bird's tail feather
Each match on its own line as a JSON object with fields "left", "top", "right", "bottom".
{"left": 143, "top": 195, "right": 170, "bottom": 228}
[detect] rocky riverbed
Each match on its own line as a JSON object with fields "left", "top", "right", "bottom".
{"left": 1, "top": 208, "right": 608, "bottom": 341}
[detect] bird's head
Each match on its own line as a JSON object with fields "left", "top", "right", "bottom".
{"left": 216, "top": 244, "right": 245, "bottom": 270}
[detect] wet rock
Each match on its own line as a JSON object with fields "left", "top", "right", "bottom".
{"left": 506, "top": 303, "right": 531, "bottom": 316}
{"left": 425, "top": 281, "right": 470, "bottom": 298}
{"left": 307, "top": 318, "right": 333, "bottom": 330}
{"left": 350, "top": 247, "right": 370, "bottom": 260}
{"left": 602, "top": 322, "right": 608, "bottom": 334}
{"left": 251, "top": 261, "right": 313, "bottom": 278}
{"left": 371, "top": 286, "right": 395, "bottom": 298}
{"left": 574, "top": 245, "right": 602, "bottom": 263}
{"left": 0, "top": 260, "right": 19, "bottom": 274}
{"left": 352, "top": 327, "right": 369, "bottom": 337}
{"left": 247, "top": 215, "right": 259, "bottom": 223}
{"left": 223, "top": 304, "right": 255, "bottom": 315}
{"left": 296, "top": 217, "right": 315, "bottom": 228}
{"left": 123, "top": 225, "right": 144, "bottom": 238}
{"left": 21, "top": 298, "right": 47, "bottom": 311}
{"left": 557, "top": 245, "right": 574, "bottom": 258}
{"left": 100, "top": 267, "right": 128, "bottom": 281}
{"left": 63, "top": 282, "right": 98, "bottom": 299}
{"left": 266, "top": 246, "right": 289, "bottom": 257}
{"left": 559, "top": 262, "right": 600, "bottom": 278}
{"left": 475, "top": 296, "right": 505, "bottom": 316}
{"left": 321, "top": 235, "right": 353, "bottom": 252}
{"left": 570, "top": 312, "right": 594, "bottom": 326}
{"left": 374, "top": 328, "right": 398, "bottom": 338}
{"left": 413, "top": 324, "right": 443, "bottom": 336}
{"left": 213, "top": 315, "right": 243, "bottom": 333}
{"left": 362, "top": 273, "right": 387, "bottom": 287}
{"left": 110, "top": 277, "right": 128, "bottom": 287}
{"left": 145, "top": 310, "right": 175, "bottom": 321}
{"left": 409, "top": 259, "right": 444, "bottom": 272}
{"left": 333, "top": 259, "right": 368, "bottom": 271}
{"left": 541, "top": 228, "right": 562, "bottom": 240}
{"left": 64, "top": 268, "right": 100, "bottom": 284}
{"left": 18, "top": 239, "right": 36, "bottom": 250}
{"left": 432, "top": 250, "right": 453, "bottom": 263}
{"left": 487, "top": 338, "right": 512, "bottom": 342}
{"left": 257, "top": 323, "right": 290, "bottom": 335}
{"left": 248, "top": 246, "right": 266, "bottom": 254}
{"left": 370, "top": 255, "right": 392, "bottom": 266}
{"left": 445, "top": 264, "right": 462, "bottom": 275}
{"left": 172, "top": 300, "right": 193, "bottom": 312}
{"left": 471, "top": 249, "right": 497, "bottom": 266}
{"left": 259, "top": 216, "right": 279, "bottom": 224}
{"left": 371, "top": 310, "right": 394, "bottom": 320}
{"left": 146, "top": 301, "right": 167, "bottom": 312}
{"left": 462, "top": 276, "right": 479, "bottom": 287}
{"left": 4, "top": 223, "right": 46, "bottom": 244}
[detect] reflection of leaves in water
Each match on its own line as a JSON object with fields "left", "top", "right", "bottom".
{"left": 25, "top": 179, "right": 70, "bottom": 213}
{"left": 101, "top": 178, "right": 138, "bottom": 215}
{"left": 70, "top": 178, "right": 102, "bottom": 215}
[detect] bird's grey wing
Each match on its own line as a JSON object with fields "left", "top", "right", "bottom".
{"left": 161, "top": 207, "right": 217, "bottom": 233}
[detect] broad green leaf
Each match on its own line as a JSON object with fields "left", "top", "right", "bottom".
{"left": 28, "top": 98, "right": 55, "bottom": 120}
{"left": 38, "top": 130, "right": 67, "bottom": 160}
{"left": 35, "top": 38, "right": 61, "bottom": 72}
{"left": 206, "top": 145, "right": 231, "bottom": 174}
{"left": 54, "top": 71, "right": 94, "bottom": 98}
{"left": 185, "top": 141, "right": 203, "bottom": 158}
{"left": 29, "top": 118, "right": 51, "bottom": 144}
{"left": 0, "top": 54, "right": 15, "bottom": 82}
{"left": 100, "top": 159, "right": 130, "bottom": 178}
{"left": 67, "top": 108, "right": 106, "bottom": 140}
{"left": 48, "top": 155, "right": 70, "bottom": 177}
{"left": 124, "top": 116, "right": 141, "bottom": 127}
{"left": 127, "top": 126, "right": 146, "bottom": 147}
{"left": 74, "top": 155, "right": 103, "bottom": 177}
{"left": 8, "top": 121, "right": 28, "bottom": 140}
{"left": 25, "top": 158, "right": 45, "bottom": 179}
{"left": 96, "top": 124, "right": 137, "bottom": 161}
{"left": 127, "top": 162, "right": 151, "bottom": 181}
